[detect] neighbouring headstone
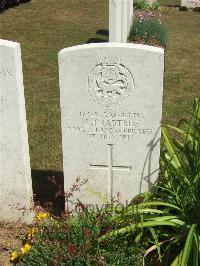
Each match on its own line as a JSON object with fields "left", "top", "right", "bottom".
{"left": 0, "top": 39, "right": 33, "bottom": 223}
{"left": 109, "top": 0, "right": 122, "bottom": 42}
{"left": 181, "top": 0, "right": 200, "bottom": 7}
{"left": 122, "top": 0, "right": 134, "bottom": 43}
{"left": 109, "top": 0, "right": 133, "bottom": 43}
{"left": 59, "top": 43, "right": 164, "bottom": 210}
{"left": 128, "top": 0, "right": 134, "bottom": 37}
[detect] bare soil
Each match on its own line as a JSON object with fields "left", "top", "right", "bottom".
{"left": 0, "top": 223, "right": 29, "bottom": 266}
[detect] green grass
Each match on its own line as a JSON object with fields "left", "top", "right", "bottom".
{"left": 0, "top": 0, "right": 108, "bottom": 171}
{"left": 0, "top": 0, "right": 199, "bottom": 174}
{"left": 159, "top": 0, "right": 180, "bottom": 6}
{"left": 161, "top": 8, "right": 200, "bottom": 124}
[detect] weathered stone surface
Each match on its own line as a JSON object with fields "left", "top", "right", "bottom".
{"left": 0, "top": 39, "right": 33, "bottom": 223}
{"left": 109, "top": 0, "right": 133, "bottom": 43}
{"left": 109, "top": 0, "right": 122, "bottom": 42}
{"left": 181, "top": 0, "right": 200, "bottom": 7}
{"left": 122, "top": 0, "right": 134, "bottom": 43}
{"left": 59, "top": 43, "right": 164, "bottom": 209}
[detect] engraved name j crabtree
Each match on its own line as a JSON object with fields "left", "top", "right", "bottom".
{"left": 88, "top": 58, "right": 134, "bottom": 108}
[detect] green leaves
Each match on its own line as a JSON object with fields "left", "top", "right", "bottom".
{"left": 99, "top": 215, "right": 185, "bottom": 243}
{"left": 148, "top": 227, "right": 161, "bottom": 261}
{"left": 98, "top": 98, "right": 200, "bottom": 265}
{"left": 170, "top": 225, "right": 199, "bottom": 266}
{"left": 161, "top": 126, "right": 183, "bottom": 169}
{"left": 181, "top": 224, "right": 197, "bottom": 265}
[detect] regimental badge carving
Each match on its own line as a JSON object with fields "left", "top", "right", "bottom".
{"left": 88, "top": 58, "right": 134, "bottom": 108}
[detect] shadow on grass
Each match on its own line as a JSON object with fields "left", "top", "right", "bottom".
{"left": 87, "top": 38, "right": 108, "bottom": 44}
{"left": 166, "top": 4, "right": 180, "bottom": 7}
{"left": 31, "top": 170, "right": 65, "bottom": 216}
{"left": 87, "top": 29, "right": 109, "bottom": 44}
{"left": 96, "top": 29, "right": 109, "bottom": 36}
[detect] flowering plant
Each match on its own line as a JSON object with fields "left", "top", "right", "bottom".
{"left": 10, "top": 205, "right": 144, "bottom": 265}
{"left": 129, "top": 11, "right": 166, "bottom": 47}
{"left": 134, "top": 10, "right": 161, "bottom": 23}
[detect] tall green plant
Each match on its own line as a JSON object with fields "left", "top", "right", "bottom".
{"left": 134, "top": 0, "right": 149, "bottom": 10}
{"left": 134, "top": 0, "right": 159, "bottom": 10}
{"left": 99, "top": 98, "right": 200, "bottom": 265}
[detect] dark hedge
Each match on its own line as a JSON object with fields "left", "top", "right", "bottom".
{"left": 0, "top": 0, "right": 31, "bottom": 12}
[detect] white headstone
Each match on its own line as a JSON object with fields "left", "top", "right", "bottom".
{"left": 128, "top": 0, "right": 134, "bottom": 38}
{"left": 109, "top": 0, "right": 122, "bottom": 42}
{"left": 0, "top": 39, "right": 33, "bottom": 223}
{"left": 59, "top": 43, "right": 164, "bottom": 209}
{"left": 181, "top": 0, "right": 200, "bottom": 7}
{"left": 109, "top": 0, "right": 133, "bottom": 43}
{"left": 121, "top": 0, "right": 134, "bottom": 43}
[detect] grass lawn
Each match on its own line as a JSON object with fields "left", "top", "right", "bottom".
{"left": 0, "top": 0, "right": 109, "bottom": 172}
{"left": 161, "top": 6, "right": 200, "bottom": 125}
{"left": 0, "top": 0, "right": 199, "bottom": 264}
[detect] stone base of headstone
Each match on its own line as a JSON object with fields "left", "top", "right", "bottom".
{"left": 0, "top": 208, "right": 34, "bottom": 224}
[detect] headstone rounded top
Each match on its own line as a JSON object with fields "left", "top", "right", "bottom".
{"left": 59, "top": 43, "right": 164, "bottom": 59}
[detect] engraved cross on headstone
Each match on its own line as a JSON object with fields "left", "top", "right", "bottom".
{"left": 90, "top": 144, "right": 131, "bottom": 203}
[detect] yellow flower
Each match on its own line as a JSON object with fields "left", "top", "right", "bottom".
{"left": 21, "top": 243, "right": 31, "bottom": 254}
{"left": 36, "top": 212, "right": 49, "bottom": 221}
{"left": 10, "top": 251, "right": 19, "bottom": 261}
{"left": 28, "top": 227, "right": 36, "bottom": 238}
